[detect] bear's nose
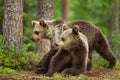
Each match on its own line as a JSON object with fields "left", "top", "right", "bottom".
{"left": 54, "top": 42, "right": 59, "bottom": 46}
{"left": 30, "top": 37, "right": 35, "bottom": 42}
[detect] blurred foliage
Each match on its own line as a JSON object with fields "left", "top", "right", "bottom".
{"left": 23, "top": 0, "right": 37, "bottom": 38}
{"left": 0, "top": 34, "right": 41, "bottom": 76}
{"left": 69, "top": 0, "right": 115, "bottom": 36}
{"left": 0, "top": 44, "right": 31, "bottom": 70}
{"left": 0, "top": 0, "right": 4, "bottom": 34}
{"left": 109, "top": 34, "right": 120, "bottom": 59}
{"left": 53, "top": 0, "right": 119, "bottom": 36}
{"left": 0, "top": 67, "right": 16, "bottom": 76}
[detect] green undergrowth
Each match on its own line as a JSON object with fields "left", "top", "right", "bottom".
{"left": 93, "top": 52, "right": 108, "bottom": 68}
{"left": 114, "top": 60, "right": 120, "bottom": 70}
{"left": 0, "top": 45, "right": 41, "bottom": 76}
{"left": 0, "top": 45, "right": 39, "bottom": 69}
{"left": 0, "top": 35, "right": 41, "bottom": 76}
{"left": 93, "top": 52, "right": 120, "bottom": 69}
{"left": 0, "top": 67, "right": 16, "bottom": 76}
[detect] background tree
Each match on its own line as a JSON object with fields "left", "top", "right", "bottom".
{"left": 0, "top": 0, "right": 4, "bottom": 35}
{"left": 2, "top": 0, "right": 23, "bottom": 49}
{"left": 36, "top": 0, "right": 53, "bottom": 56}
{"left": 37, "top": 0, "right": 53, "bottom": 20}
{"left": 113, "top": 0, "right": 119, "bottom": 34}
{"left": 110, "top": 0, "right": 120, "bottom": 59}
{"left": 62, "top": 0, "right": 69, "bottom": 21}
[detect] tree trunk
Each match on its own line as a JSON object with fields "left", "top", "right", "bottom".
{"left": 36, "top": 0, "right": 53, "bottom": 56}
{"left": 37, "top": 0, "right": 53, "bottom": 20}
{"left": 62, "top": 0, "right": 69, "bottom": 21}
{"left": 110, "top": 0, "right": 119, "bottom": 59}
{"left": 2, "top": 0, "right": 23, "bottom": 49}
{"left": 113, "top": 0, "right": 119, "bottom": 34}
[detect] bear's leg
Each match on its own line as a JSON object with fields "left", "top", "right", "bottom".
{"left": 62, "top": 67, "right": 84, "bottom": 76}
{"left": 36, "top": 48, "right": 59, "bottom": 74}
{"left": 87, "top": 51, "right": 93, "bottom": 71}
{"left": 62, "top": 52, "right": 88, "bottom": 76}
{"left": 87, "top": 58, "right": 92, "bottom": 71}
{"left": 95, "top": 34, "right": 117, "bottom": 69}
{"left": 45, "top": 48, "right": 71, "bottom": 76}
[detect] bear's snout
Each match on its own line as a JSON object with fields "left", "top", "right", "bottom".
{"left": 31, "top": 37, "right": 36, "bottom": 42}
{"left": 54, "top": 42, "right": 59, "bottom": 46}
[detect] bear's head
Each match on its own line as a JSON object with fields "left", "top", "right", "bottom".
{"left": 31, "top": 19, "right": 67, "bottom": 45}
{"left": 55, "top": 25, "right": 80, "bottom": 51}
{"left": 31, "top": 19, "right": 53, "bottom": 42}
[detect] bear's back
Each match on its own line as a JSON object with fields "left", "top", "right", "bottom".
{"left": 66, "top": 20, "right": 101, "bottom": 49}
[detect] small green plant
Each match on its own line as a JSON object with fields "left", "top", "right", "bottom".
{"left": 114, "top": 61, "right": 120, "bottom": 70}
{"left": 53, "top": 72, "right": 64, "bottom": 79}
{"left": 0, "top": 67, "right": 16, "bottom": 76}
{"left": 0, "top": 34, "right": 2, "bottom": 41}
{"left": 78, "top": 74, "right": 87, "bottom": 80}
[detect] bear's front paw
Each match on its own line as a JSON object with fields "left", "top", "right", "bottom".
{"left": 35, "top": 68, "right": 46, "bottom": 74}
{"left": 62, "top": 69, "right": 71, "bottom": 75}
{"left": 45, "top": 72, "right": 53, "bottom": 77}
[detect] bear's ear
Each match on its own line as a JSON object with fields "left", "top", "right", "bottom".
{"left": 39, "top": 19, "right": 49, "bottom": 29}
{"left": 63, "top": 24, "right": 69, "bottom": 30}
{"left": 31, "top": 20, "right": 38, "bottom": 26}
{"left": 72, "top": 25, "right": 80, "bottom": 35}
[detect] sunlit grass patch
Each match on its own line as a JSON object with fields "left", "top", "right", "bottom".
{"left": 0, "top": 67, "right": 16, "bottom": 76}
{"left": 114, "top": 60, "right": 120, "bottom": 70}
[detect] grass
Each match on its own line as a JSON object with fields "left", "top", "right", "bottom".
{"left": 0, "top": 67, "right": 16, "bottom": 76}
{"left": 92, "top": 52, "right": 108, "bottom": 68}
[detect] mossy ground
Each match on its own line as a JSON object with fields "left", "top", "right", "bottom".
{"left": 0, "top": 68, "right": 120, "bottom": 80}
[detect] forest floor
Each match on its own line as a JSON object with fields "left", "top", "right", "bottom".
{"left": 0, "top": 68, "right": 120, "bottom": 80}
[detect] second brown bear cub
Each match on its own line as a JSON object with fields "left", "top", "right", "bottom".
{"left": 45, "top": 25, "right": 89, "bottom": 76}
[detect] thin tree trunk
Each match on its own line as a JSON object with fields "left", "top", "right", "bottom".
{"left": 37, "top": 0, "right": 53, "bottom": 20}
{"left": 110, "top": 0, "right": 119, "bottom": 59}
{"left": 36, "top": 0, "right": 53, "bottom": 56}
{"left": 2, "top": 0, "right": 23, "bottom": 49}
{"left": 62, "top": 0, "right": 69, "bottom": 21}
{"left": 113, "top": 0, "right": 119, "bottom": 34}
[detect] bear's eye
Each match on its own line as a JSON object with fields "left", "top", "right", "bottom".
{"left": 35, "top": 31, "right": 39, "bottom": 35}
{"left": 61, "top": 38, "right": 65, "bottom": 42}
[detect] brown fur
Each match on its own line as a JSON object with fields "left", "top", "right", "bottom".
{"left": 35, "top": 48, "right": 72, "bottom": 75}
{"left": 32, "top": 19, "right": 117, "bottom": 75}
{"left": 35, "top": 48, "right": 58, "bottom": 74}
{"left": 45, "top": 48, "right": 71, "bottom": 76}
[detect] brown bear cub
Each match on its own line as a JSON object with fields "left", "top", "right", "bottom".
{"left": 45, "top": 25, "right": 89, "bottom": 76}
